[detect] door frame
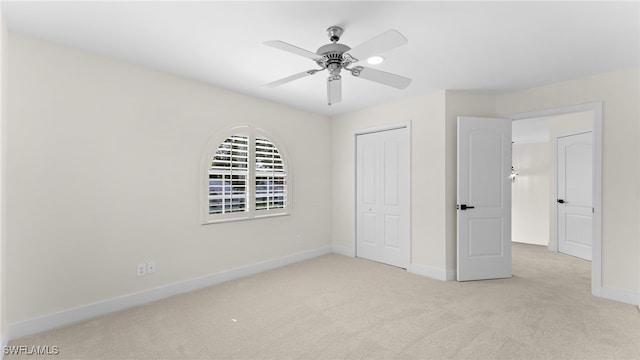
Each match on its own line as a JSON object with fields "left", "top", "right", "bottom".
{"left": 508, "top": 102, "right": 602, "bottom": 297}
{"left": 353, "top": 121, "right": 412, "bottom": 268}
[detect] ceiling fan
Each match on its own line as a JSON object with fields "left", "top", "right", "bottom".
{"left": 263, "top": 26, "right": 412, "bottom": 105}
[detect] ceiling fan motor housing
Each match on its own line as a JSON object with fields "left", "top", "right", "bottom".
{"left": 316, "top": 43, "right": 352, "bottom": 75}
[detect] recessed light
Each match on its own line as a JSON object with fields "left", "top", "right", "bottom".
{"left": 367, "top": 56, "right": 384, "bottom": 65}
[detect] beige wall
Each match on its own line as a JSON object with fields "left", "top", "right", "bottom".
{"left": 512, "top": 142, "right": 550, "bottom": 246}
{"left": 496, "top": 67, "right": 639, "bottom": 293}
{"left": 6, "top": 33, "right": 332, "bottom": 323}
{"left": 549, "top": 111, "right": 592, "bottom": 137}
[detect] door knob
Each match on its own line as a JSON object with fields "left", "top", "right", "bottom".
{"left": 457, "top": 204, "right": 475, "bottom": 210}
{"left": 557, "top": 199, "right": 565, "bottom": 204}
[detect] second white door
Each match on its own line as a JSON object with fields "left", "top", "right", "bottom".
{"left": 557, "top": 131, "right": 593, "bottom": 261}
{"left": 457, "top": 117, "right": 512, "bottom": 281}
{"left": 356, "top": 127, "right": 410, "bottom": 269}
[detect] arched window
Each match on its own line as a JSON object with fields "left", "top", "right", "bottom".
{"left": 204, "top": 127, "right": 289, "bottom": 223}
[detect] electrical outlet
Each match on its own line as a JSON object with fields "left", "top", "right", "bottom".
{"left": 137, "top": 263, "right": 146, "bottom": 276}
{"left": 296, "top": 235, "right": 303, "bottom": 244}
{"left": 147, "top": 262, "right": 156, "bottom": 274}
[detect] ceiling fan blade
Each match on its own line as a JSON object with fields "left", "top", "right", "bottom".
{"left": 264, "top": 40, "right": 320, "bottom": 60}
{"left": 345, "top": 30, "right": 408, "bottom": 62}
{"left": 354, "top": 66, "right": 412, "bottom": 89}
{"left": 263, "top": 70, "right": 318, "bottom": 88}
{"left": 327, "top": 76, "right": 342, "bottom": 105}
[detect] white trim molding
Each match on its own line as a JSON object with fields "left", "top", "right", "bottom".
{"left": 410, "top": 263, "right": 456, "bottom": 281}
{"left": 598, "top": 287, "right": 640, "bottom": 307}
{"left": 331, "top": 245, "right": 355, "bottom": 257}
{"left": 6, "top": 246, "right": 331, "bottom": 342}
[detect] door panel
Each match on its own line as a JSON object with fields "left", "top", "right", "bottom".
{"left": 457, "top": 117, "right": 512, "bottom": 281}
{"left": 557, "top": 132, "right": 592, "bottom": 260}
{"left": 362, "top": 144, "right": 376, "bottom": 204}
{"left": 384, "top": 141, "right": 400, "bottom": 205}
{"left": 565, "top": 213, "right": 591, "bottom": 246}
{"left": 468, "top": 219, "right": 503, "bottom": 257}
{"left": 384, "top": 215, "right": 400, "bottom": 249}
{"left": 469, "top": 130, "right": 503, "bottom": 208}
{"left": 356, "top": 127, "right": 410, "bottom": 269}
{"left": 362, "top": 213, "right": 376, "bottom": 245}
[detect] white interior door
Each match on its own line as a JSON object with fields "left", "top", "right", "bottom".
{"left": 557, "top": 132, "right": 592, "bottom": 261}
{"left": 356, "top": 127, "right": 410, "bottom": 269}
{"left": 457, "top": 117, "right": 512, "bottom": 281}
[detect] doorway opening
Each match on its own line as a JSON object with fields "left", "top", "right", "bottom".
{"left": 509, "top": 102, "right": 602, "bottom": 296}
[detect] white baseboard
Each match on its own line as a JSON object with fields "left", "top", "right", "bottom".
{"left": 7, "top": 246, "right": 332, "bottom": 342}
{"left": 331, "top": 249, "right": 460, "bottom": 281}
{"left": 331, "top": 245, "right": 355, "bottom": 257}
{"left": 409, "top": 263, "right": 456, "bottom": 281}
{"left": 445, "top": 269, "right": 456, "bottom": 281}
{"left": 597, "top": 286, "right": 640, "bottom": 306}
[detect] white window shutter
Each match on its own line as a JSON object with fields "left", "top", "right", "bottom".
{"left": 255, "top": 137, "right": 287, "bottom": 211}
{"left": 208, "top": 135, "right": 249, "bottom": 215}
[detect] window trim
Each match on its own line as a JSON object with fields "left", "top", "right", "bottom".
{"left": 200, "top": 125, "right": 291, "bottom": 224}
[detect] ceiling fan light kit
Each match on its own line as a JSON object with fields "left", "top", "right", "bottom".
{"left": 264, "top": 26, "right": 412, "bottom": 106}
{"left": 367, "top": 56, "right": 385, "bottom": 65}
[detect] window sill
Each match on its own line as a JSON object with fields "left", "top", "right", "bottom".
{"left": 202, "top": 212, "right": 290, "bottom": 225}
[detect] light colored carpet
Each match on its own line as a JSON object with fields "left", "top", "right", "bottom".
{"left": 6, "top": 243, "right": 640, "bottom": 359}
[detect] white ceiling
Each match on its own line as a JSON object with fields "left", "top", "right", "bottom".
{"left": 2, "top": 1, "right": 639, "bottom": 116}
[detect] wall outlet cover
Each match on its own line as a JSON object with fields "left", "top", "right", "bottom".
{"left": 137, "top": 263, "right": 146, "bottom": 276}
